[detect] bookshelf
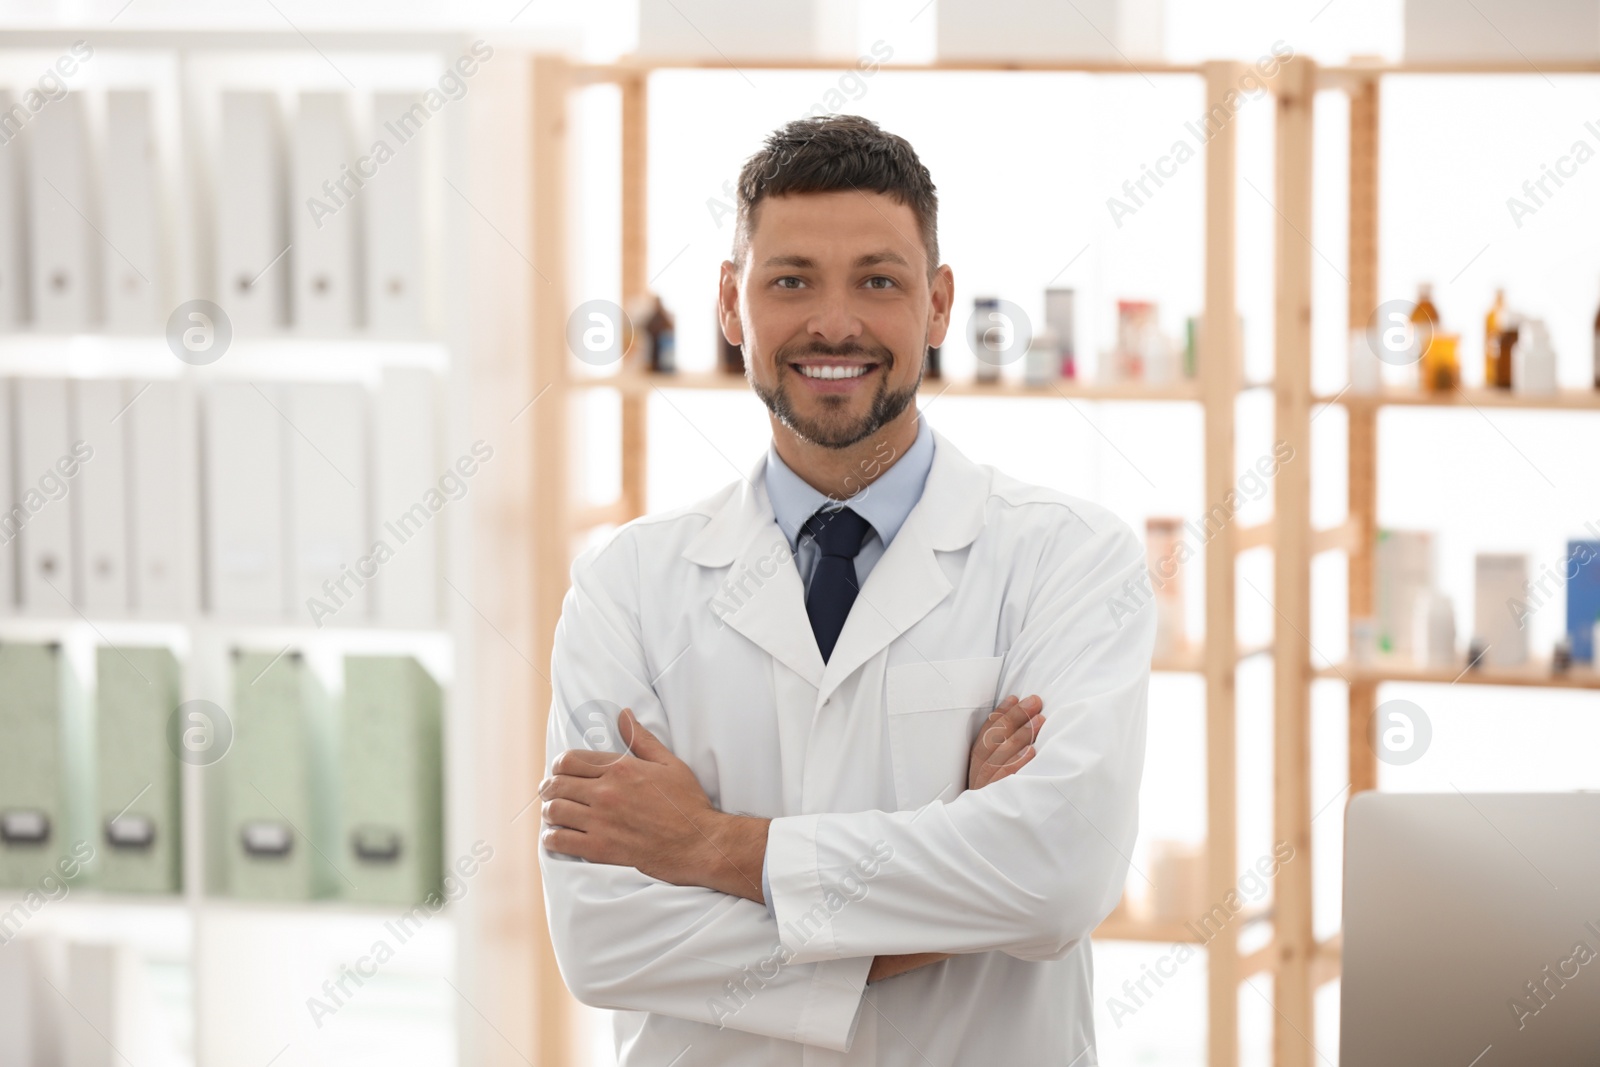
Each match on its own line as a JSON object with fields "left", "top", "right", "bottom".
{"left": 1267, "top": 56, "right": 1600, "bottom": 1067}
{"left": 0, "top": 27, "right": 541, "bottom": 1067}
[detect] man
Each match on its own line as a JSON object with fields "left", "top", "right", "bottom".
{"left": 539, "top": 115, "right": 1152, "bottom": 1065}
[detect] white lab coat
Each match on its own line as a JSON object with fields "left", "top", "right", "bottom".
{"left": 540, "top": 427, "right": 1153, "bottom": 1066}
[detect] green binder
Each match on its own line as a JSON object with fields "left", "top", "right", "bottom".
{"left": 222, "top": 650, "right": 340, "bottom": 901}
{"left": 94, "top": 647, "right": 182, "bottom": 894}
{"left": 0, "top": 643, "right": 90, "bottom": 890}
{"left": 339, "top": 656, "right": 443, "bottom": 905}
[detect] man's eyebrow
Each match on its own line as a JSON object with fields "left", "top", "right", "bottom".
{"left": 759, "top": 251, "right": 911, "bottom": 270}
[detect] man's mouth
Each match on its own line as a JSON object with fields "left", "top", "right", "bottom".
{"left": 789, "top": 360, "right": 880, "bottom": 381}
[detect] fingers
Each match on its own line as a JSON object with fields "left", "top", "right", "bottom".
{"left": 541, "top": 796, "right": 594, "bottom": 832}
{"left": 977, "top": 694, "right": 1045, "bottom": 753}
{"left": 984, "top": 720, "right": 1039, "bottom": 771}
{"left": 551, "top": 748, "right": 616, "bottom": 777}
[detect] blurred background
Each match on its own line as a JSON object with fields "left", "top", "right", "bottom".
{"left": 1, "top": 1, "right": 1599, "bottom": 1064}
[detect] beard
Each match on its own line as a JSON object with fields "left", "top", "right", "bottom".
{"left": 748, "top": 337, "right": 923, "bottom": 450}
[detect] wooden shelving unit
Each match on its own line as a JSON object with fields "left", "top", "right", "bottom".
{"left": 533, "top": 55, "right": 1276, "bottom": 1067}
{"left": 1267, "top": 56, "right": 1600, "bottom": 1067}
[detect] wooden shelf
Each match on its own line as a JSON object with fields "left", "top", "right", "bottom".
{"left": 571, "top": 369, "right": 1203, "bottom": 403}
{"left": 1318, "top": 385, "right": 1600, "bottom": 411}
{"left": 1316, "top": 660, "right": 1600, "bottom": 690}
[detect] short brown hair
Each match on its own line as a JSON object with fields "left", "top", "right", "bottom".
{"left": 733, "top": 115, "right": 939, "bottom": 277}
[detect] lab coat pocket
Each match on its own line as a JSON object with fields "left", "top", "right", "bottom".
{"left": 884, "top": 655, "right": 1004, "bottom": 810}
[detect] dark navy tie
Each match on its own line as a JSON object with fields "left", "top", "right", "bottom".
{"left": 802, "top": 506, "right": 872, "bottom": 663}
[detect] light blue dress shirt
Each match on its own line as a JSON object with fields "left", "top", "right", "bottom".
{"left": 758, "top": 416, "right": 937, "bottom": 916}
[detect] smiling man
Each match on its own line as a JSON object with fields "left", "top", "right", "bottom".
{"left": 538, "top": 115, "right": 1153, "bottom": 1065}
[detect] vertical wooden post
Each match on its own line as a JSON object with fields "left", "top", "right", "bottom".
{"left": 1272, "top": 54, "right": 1317, "bottom": 1067}
{"left": 1203, "top": 59, "right": 1244, "bottom": 1067}
{"left": 1347, "top": 76, "right": 1381, "bottom": 802}
{"left": 620, "top": 72, "right": 650, "bottom": 521}
{"left": 531, "top": 52, "right": 575, "bottom": 1067}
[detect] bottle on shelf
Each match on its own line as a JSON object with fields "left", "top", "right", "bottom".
{"left": 1422, "top": 331, "right": 1460, "bottom": 392}
{"left": 1044, "top": 288, "right": 1075, "bottom": 380}
{"left": 971, "top": 297, "right": 1003, "bottom": 384}
{"left": 1592, "top": 286, "right": 1600, "bottom": 389}
{"left": 1410, "top": 282, "right": 1439, "bottom": 387}
{"left": 1484, "top": 288, "right": 1510, "bottom": 389}
{"left": 644, "top": 295, "right": 675, "bottom": 374}
{"left": 1023, "top": 327, "right": 1059, "bottom": 387}
{"left": 1512, "top": 319, "right": 1557, "bottom": 394}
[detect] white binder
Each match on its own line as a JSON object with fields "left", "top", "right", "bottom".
{"left": 103, "top": 91, "right": 161, "bottom": 333}
{"left": 0, "top": 378, "right": 13, "bottom": 611}
{"left": 0, "top": 91, "right": 24, "bottom": 328}
{"left": 28, "top": 92, "right": 99, "bottom": 330}
{"left": 287, "top": 382, "right": 369, "bottom": 624}
{"left": 216, "top": 92, "right": 287, "bottom": 335}
{"left": 366, "top": 92, "right": 426, "bottom": 337}
{"left": 72, "top": 380, "right": 131, "bottom": 614}
{"left": 16, "top": 378, "right": 78, "bottom": 611}
{"left": 375, "top": 367, "right": 438, "bottom": 627}
{"left": 204, "top": 382, "right": 287, "bottom": 618}
{"left": 127, "top": 379, "right": 197, "bottom": 615}
{"left": 292, "top": 92, "right": 358, "bottom": 333}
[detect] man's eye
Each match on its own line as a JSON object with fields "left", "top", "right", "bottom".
{"left": 864, "top": 276, "right": 896, "bottom": 290}
{"left": 774, "top": 277, "right": 804, "bottom": 289}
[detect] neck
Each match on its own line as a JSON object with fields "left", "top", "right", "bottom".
{"left": 771, "top": 409, "right": 921, "bottom": 501}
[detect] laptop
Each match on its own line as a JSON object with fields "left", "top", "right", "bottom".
{"left": 1342, "top": 791, "right": 1600, "bottom": 1066}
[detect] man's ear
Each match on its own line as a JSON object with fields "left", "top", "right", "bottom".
{"left": 718, "top": 260, "right": 744, "bottom": 345}
{"left": 926, "top": 263, "right": 954, "bottom": 350}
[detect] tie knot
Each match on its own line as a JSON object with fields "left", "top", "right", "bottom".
{"left": 802, "top": 506, "right": 872, "bottom": 560}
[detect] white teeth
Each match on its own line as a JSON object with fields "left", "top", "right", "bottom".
{"left": 797, "top": 364, "right": 871, "bottom": 380}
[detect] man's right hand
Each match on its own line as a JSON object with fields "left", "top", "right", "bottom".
{"left": 968, "top": 694, "right": 1045, "bottom": 791}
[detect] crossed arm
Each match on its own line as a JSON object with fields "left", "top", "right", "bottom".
{"left": 537, "top": 517, "right": 1150, "bottom": 1050}
{"left": 539, "top": 693, "right": 1047, "bottom": 983}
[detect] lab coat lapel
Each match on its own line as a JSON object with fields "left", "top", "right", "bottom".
{"left": 817, "top": 429, "right": 991, "bottom": 704}
{"left": 684, "top": 454, "right": 826, "bottom": 691}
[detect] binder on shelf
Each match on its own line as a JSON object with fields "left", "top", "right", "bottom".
{"left": 287, "top": 382, "right": 369, "bottom": 625}
{"left": 27, "top": 91, "right": 99, "bottom": 330}
{"left": 0, "top": 938, "right": 67, "bottom": 1064}
{"left": 63, "top": 941, "right": 178, "bottom": 1067}
{"left": 127, "top": 379, "right": 197, "bottom": 616}
{"left": 72, "top": 380, "right": 132, "bottom": 615}
{"left": 375, "top": 367, "right": 439, "bottom": 627}
{"left": 366, "top": 92, "right": 426, "bottom": 337}
{"left": 16, "top": 377, "right": 80, "bottom": 612}
{"left": 216, "top": 92, "right": 288, "bottom": 334}
{"left": 94, "top": 647, "right": 181, "bottom": 894}
{"left": 204, "top": 381, "right": 287, "bottom": 619}
{"left": 0, "top": 643, "right": 90, "bottom": 891}
{"left": 222, "top": 649, "right": 339, "bottom": 901}
{"left": 292, "top": 92, "right": 359, "bottom": 333}
{"left": 0, "top": 378, "right": 14, "bottom": 611}
{"left": 0, "top": 91, "right": 24, "bottom": 329}
{"left": 102, "top": 91, "right": 161, "bottom": 333}
{"left": 340, "top": 655, "right": 443, "bottom": 905}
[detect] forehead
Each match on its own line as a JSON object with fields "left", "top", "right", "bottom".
{"left": 746, "top": 190, "right": 925, "bottom": 266}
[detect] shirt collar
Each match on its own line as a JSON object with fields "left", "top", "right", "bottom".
{"left": 765, "top": 416, "right": 936, "bottom": 551}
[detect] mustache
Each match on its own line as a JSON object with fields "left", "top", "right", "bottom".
{"left": 780, "top": 341, "right": 894, "bottom": 363}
